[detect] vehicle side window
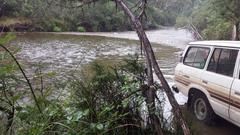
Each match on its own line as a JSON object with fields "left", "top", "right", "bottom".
{"left": 183, "top": 47, "right": 210, "bottom": 69}
{"left": 207, "top": 49, "right": 221, "bottom": 72}
{"left": 207, "top": 48, "right": 238, "bottom": 77}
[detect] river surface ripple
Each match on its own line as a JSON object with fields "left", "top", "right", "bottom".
{"left": 58, "top": 27, "right": 193, "bottom": 49}
{"left": 10, "top": 28, "right": 194, "bottom": 118}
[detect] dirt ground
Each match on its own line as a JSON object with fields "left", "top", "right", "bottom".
{"left": 183, "top": 106, "right": 240, "bottom": 135}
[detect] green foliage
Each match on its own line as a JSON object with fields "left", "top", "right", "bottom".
{"left": 66, "top": 60, "right": 146, "bottom": 134}
{"left": 202, "top": 18, "right": 232, "bottom": 40}
{"left": 175, "top": 0, "right": 239, "bottom": 40}
{"left": 193, "top": 0, "right": 235, "bottom": 40}
{"left": 0, "top": 17, "right": 32, "bottom": 27}
{"left": 1, "top": 0, "right": 185, "bottom": 32}
{"left": 53, "top": 26, "right": 62, "bottom": 32}
{"left": 0, "top": 34, "right": 21, "bottom": 134}
{"left": 212, "top": 0, "right": 240, "bottom": 22}
{"left": 0, "top": 34, "right": 16, "bottom": 45}
{"left": 77, "top": 26, "right": 86, "bottom": 32}
{"left": 0, "top": 0, "right": 23, "bottom": 17}
{"left": 0, "top": 34, "right": 17, "bottom": 79}
{"left": 175, "top": 16, "right": 189, "bottom": 28}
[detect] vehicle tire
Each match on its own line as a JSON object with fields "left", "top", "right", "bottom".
{"left": 191, "top": 91, "right": 216, "bottom": 124}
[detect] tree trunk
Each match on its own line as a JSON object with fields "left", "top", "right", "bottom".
{"left": 232, "top": 22, "right": 239, "bottom": 40}
{"left": 115, "top": 0, "right": 191, "bottom": 135}
{"left": 141, "top": 84, "right": 163, "bottom": 135}
{"left": 138, "top": 16, "right": 164, "bottom": 135}
{"left": 144, "top": 42, "right": 163, "bottom": 135}
{"left": 147, "top": 86, "right": 164, "bottom": 135}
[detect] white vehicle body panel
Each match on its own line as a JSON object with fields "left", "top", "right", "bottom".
{"left": 174, "top": 41, "right": 240, "bottom": 127}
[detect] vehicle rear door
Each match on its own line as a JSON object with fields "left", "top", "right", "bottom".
{"left": 202, "top": 48, "right": 238, "bottom": 118}
{"left": 229, "top": 50, "right": 240, "bottom": 125}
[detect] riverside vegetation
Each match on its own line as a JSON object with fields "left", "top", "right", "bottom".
{"left": 0, "top": 0, "right": 177, "bottom": 32}
{"left": 175, "top": 0, "right": 240, "bottom": 40}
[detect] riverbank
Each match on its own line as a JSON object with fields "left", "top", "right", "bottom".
{"left": 53, "top": 27, "right": 194, "bottom": 49}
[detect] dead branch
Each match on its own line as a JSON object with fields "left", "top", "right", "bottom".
{"left": 189, "top": 23, "right": 203, "bottom": 40}
{"left": 137, "top": 0, "right": 147, "bottom": 20}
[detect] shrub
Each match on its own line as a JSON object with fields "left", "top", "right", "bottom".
{"left": 67, "top": 59, "right": 147, "bottom": 134}
{"left": 175, "top": 16, "right": 189, "bottom": 28}
{"left": 77, "top": 26, "right": 86, "bottom": 32}
{"left": 202, "top": 19, "right": 232, "bottom": 40}
{"left": 53, "top": 26, "right": 62, "bottom": 32}
{"left": 1, "top": 53, "right": 153, "bottom": 134}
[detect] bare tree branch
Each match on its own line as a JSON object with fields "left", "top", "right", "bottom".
{"left": 114, "top": 0, "right": 191, "bottom": 134}
{"left": 137, "top": 0, "right": 147, "bottom": 20}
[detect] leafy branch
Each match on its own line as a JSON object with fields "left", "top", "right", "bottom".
{"left": 0, "top": 44, "right": 42, "bottom": 113}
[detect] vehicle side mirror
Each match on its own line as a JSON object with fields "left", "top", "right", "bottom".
{"left": 179, "top": 52, "right": 183, "bottom": 62}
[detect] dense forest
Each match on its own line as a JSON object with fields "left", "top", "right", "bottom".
{"left": 0, "top": 0, "right": 179, "bottom": 32}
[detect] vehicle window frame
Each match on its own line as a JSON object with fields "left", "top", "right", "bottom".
{"left": 237, "top": 50, "right": 240, "bottom": 80}
{"left": 183, "top": 46, "right": 210, "bottom": 69}
{"left": 207, "top": 47, "right": 239, "bottom": 77}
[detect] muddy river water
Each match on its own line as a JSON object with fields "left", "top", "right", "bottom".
{"left": 8, "top": 28, "right": 240, "bottom": 134}
{"left": 11, "top": 28, "right": 191, "bottom": 103}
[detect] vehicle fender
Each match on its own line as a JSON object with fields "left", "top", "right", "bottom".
{"left": 188, "top": 84, "right": 210, "bottom": 96}
{"left": 187, "top": 84, "right": 213, "bottom": 108}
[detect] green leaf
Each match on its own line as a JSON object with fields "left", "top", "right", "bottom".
{"left": 12, "top": 94, "right": 21, "bottom": 102}
{"left": 96, "top": 123, "right": 104, "bottom": 130}
{"left": 83, "top": 109, "right": 89, "bottom": 116}
{"left": 72, "top": 111, "right": 83, "bottom": 121}
{"left": 0, "top": 33, "right": 16, "bottom": 45}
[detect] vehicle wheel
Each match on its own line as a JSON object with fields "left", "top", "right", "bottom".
{"left": 191, "top": 92, "right": 215, "bottom": 124}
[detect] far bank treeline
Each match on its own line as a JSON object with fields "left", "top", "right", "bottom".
{"left": 0, "top": 0, "right": 182, "bottom": 32}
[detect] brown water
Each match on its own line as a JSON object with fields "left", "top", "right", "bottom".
{"left": 11, "top": 31, "right": 182, "bottom": 82}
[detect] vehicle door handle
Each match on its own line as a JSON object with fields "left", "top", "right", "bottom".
{"left": 183, "top": 75, "right": 190, "bottom": 78}
{"left": 235, "top": 91, "right": 240, "bottom": 96}
{"left": 202, "top": 80, "right": 208, "bottom": 84}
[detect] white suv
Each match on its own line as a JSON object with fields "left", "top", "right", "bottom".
{"left": 174, "top": 41, "right": 240, "bottom": 127}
